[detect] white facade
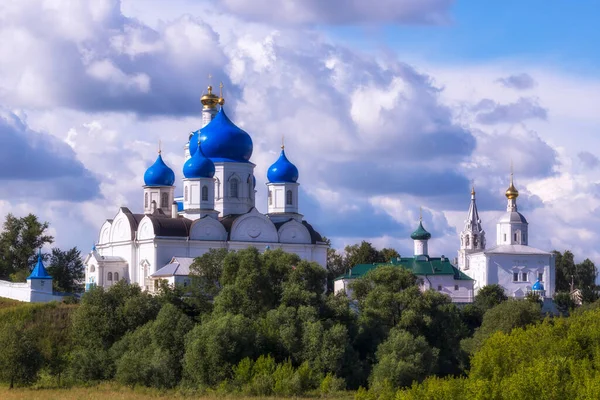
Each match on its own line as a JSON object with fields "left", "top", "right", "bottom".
{"left": 459, "top": 175, "right": 556, "bottom": 299}
{"left": 85, "top": 88, "right": 327, "bottom": 291}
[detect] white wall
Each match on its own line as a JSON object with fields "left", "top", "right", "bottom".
{"left": 0, "top": 280, "right": 67, "bottom": 303}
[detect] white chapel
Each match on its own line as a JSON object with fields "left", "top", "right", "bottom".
{"left": 84, "top": 85, "right": 327, "bottom": 291}
{"left": 457, "top": 174, "right": 556, "bottom": 299}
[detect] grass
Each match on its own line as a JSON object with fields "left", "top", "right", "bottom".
{"left": 0, "top": 383, "right": 354, "bottom": 400}
{"left": 0, "top": 297, "right": 23, "bottom": 310}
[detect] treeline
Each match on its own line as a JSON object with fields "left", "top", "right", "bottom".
{"left": 0, "top": 214, "right": 84, "bottom": 293}
{"left": 0, "top": 246, "right": 560, "bottom": 395}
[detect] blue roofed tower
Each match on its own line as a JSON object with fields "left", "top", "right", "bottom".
{"left": 266, "top": 140, "right": 301, "bottom": 223}
{"left": 143, "top": 145, "right": 176, "bottom": 215}
{"left": 27, "top": 250, "right": 53, "bottom": 294}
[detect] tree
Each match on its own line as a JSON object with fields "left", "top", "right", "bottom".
{"left": 343, "top": 241, "right": 385, "bottom": 270}
{"left": 47, "top": 247, "right": 84, "bottom": 293}
{"left": 0, "top": 324, "right": 43, "bottom": 388}
{"left": 369, "top": 328, "right": 438, "bottom": 390}
{"left": 0, "top": 213, "right": 53, "bottom": 280}
{"left": 474, "top": 284, "right": 508, "bottom": 312}
{"left": 554, "top": 250, "right": 598, "bottom": 303}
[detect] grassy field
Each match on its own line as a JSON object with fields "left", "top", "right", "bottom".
{"left": 0, "top": 297, "right": 24, "bottom": 310}
{"left": 0, "top": 383, "right": 354, "bottom": 400}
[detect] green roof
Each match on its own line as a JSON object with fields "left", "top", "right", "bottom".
{"left": 334, "top": 256, "right": 473, "bottom": 281}
{"left": 410, "top": 221, "right": 431, "bottom": 240}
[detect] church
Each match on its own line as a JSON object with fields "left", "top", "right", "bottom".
{"left": 84, "top": 85, "right": 327, "bottom": 291}
{"left": 456, "top": 174, "right": 556, "bottom": 299}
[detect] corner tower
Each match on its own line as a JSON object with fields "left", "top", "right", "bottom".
{"left": 458, "top": 186, "right": 486, "bottom": 270}
{"left": 411, "top": 211, "right": 431, "bottom": 258}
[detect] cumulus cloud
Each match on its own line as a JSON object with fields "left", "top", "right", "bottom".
{"left": 0, "top": 110, "right": 100, "bottom": 201}
{"left": 496, "top": 73, "right": 537, "bottom": 90}
{"left": 578, "top": 151, "right": 600, "bottom": 169}
{"left": 473, "top": 97, "right": 548, "bottom": 124}
{"left": 219, "top": 0, "right": 454, "bottom": 25}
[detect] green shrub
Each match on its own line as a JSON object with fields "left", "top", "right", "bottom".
{"left": 320, "top": 373, "right": 346, "bottom": 395}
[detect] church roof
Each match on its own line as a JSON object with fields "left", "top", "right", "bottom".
{"left": 464, "top": 188, "right": 484, "bottom": 233}
{"left": 145, "top": 213, "right": 193, "bottom": 237}
{"left": 335, "top": 256, "right": 473, "bottom": 281}
{"left": 27, "top": 252, "right": 52, "bottom": 280}
{"left": 498, "top": 211, "right": 528, "bottom": 224}
{"left": 483, "top": 244, "right": 551, "bottom": 255}
{"left": 151, "top": 257, "right": 195, "bottom": 277}
{"left": 410, "top": 221, "right": 431, "bottom": 240}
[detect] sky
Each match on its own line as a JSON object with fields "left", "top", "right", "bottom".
{"left": 1, "top": 0, "right": 600, "bottom": 264}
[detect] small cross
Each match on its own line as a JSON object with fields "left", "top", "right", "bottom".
{"left": 158, "top": 139, "right": 162, "bottom": 154}
{"left": 419, "top": 206, "right": 423, "bottom": 221}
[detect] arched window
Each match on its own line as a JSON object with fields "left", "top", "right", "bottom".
{"left": 107, "top": 272, "right": 113, "bottom": 281}
{"left": 247, "top": 175, "right": 253, "bottom": 198}
{"left": 465, "top": 236, "right": 470, "bottom": 246}
{"left": 514, "top": 232, "right": 518, "bottom": 242}
{"left": 161, "top": 192, "right": 168, "bottom": 208}
{"left": 473, "top": 235, "right": 478, "bottom": 247}
{"left": 184, "top": 186, "right": 189, "bottom": 201}
{"left": 114, "top": 272, "right": 119, "bottom": 281}
{"left": 90, "top": 265, "right": 95, "bottom": 273}
{"left": 286, "top": 190, "right": 293, "bottom": 205}
{"left": 144, "top": 193, "right": 149, "bottom": 208}
{"left": 201, "top": 185, "right": 208, "bottom": 201}
{"left": 230, "top": 179, "right": 239, "bottom": 198}
{"left": 215, "top": 178, "right": 221, "bottom": 199}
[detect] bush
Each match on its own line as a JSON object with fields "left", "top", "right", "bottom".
{"left": 320, "top": 373, "right": 346, "bottom": 395}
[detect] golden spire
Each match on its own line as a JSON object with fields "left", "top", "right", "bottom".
{"left": 200, "top": 74, "right": 220, "bottom": 109}
{"left": 158, "top": 139, "right": 162, "bottom": 154}
{"left": 505, "top": 161, "right": 519, "bottom": 199}
{"left": 470, "top": 179, "right": 475, "bottom": 196}
{"left": 218, "top": 82, "right": 225, "bottom": 106}
{"left": 281, "top": 135, "right": 285, "bottom": 150}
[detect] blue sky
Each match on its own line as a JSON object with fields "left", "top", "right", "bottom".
{"left": 0, "top": 0, "right": 599, "bottom": 264}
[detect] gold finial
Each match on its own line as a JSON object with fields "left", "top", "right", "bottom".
{"left": 281, "top": 135, "right": 285, "bottom": 150}
{"left": 505, "top": 161, "right": 519, "bottom": 199}
{"left": 470, "top": 179, "right": 475, "bottom": 196}
{"left": 218, "top": 82, "right": 225, "bottom": 106}
{"left": 201, "top": 75, "right": 219, "bottom": 109}
{"left": 158, "top": 139, "right": 162, "bottom": 154}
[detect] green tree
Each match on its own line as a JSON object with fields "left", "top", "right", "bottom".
{"left": 474, "top": 284, "right": 508, "bottom": 312}
{"left": 47, "top": 247, "right": 84, "bottom": 293}
{"left": 380, "top": 248, "right": 400, "bottom": 262}
{"left": 369, "top": 328, "right": 438, "bottom": 390}
{"left": 343, "top": 241, "right": 385, "bottom": 269}
{"left": 462, "top": 300, "right": 541, "bottom": 354}
{"left": 0, "top": 324, "right": 43, "bottom": 388}
{"left": 0, "top": 213, "right": 54, "bottom": 280}
{"left": 554, "top": 291, "right": 576, "bottom": 314}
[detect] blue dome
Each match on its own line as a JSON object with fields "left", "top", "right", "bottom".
{"left": 267, "top": 149, "right": 299, "bottom": 183}
{"left": 532, "top": 280, "right": 544, "bottom": 291}
{"left": 189, "top": 108, "right": 253, "bottom": 163}
{"left": 144, "top": 154, "right": 175, "bottom": 187}
{"left": 183, "top": 145, "right": 215, "bottom": 179}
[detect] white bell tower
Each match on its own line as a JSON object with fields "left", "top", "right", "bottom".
{"left": 458, "top": 186, "right": 486, "bottom": 270}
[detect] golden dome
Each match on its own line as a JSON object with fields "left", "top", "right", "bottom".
{"left": 200, "top": 85, "right": 220, "bottom": 109}
{"left": 505, "top": 174, "right": 519, "bottom": 199}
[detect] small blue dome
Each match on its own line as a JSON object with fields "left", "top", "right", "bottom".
{"left": 267, "top": 149, "right": 299, "bottom": 183}
{"left": 144, "top": 154, "right": 175, "bottom": 187}
{"left": 183, "top": 145, "right": 215, "bottom": 179}
{"left": 532, "top": 280, "right": 544, "bottom": 291}
{"left": 189, "top": 108, "right": 253, "bottom": 163}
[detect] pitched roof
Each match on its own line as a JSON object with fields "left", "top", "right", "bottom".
{"left": 483, "top": 244, "right": 550, "bottom": 255}
{"left": 27, "top": 252, "right": 52, "bottom": 280}
{"left": 151, "top": 257, "right": 195, "bottom": 277}
{"left": 335, "top": 256, "right": 473, "bottom": 281}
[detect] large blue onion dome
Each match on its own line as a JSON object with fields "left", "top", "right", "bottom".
{"left": 532, "top": 280, "right": 545, "bottom": 291}
{"left": 410, "top": 221, "right": 431, "bottom": 240}
{"left": 267, "top": 147, "right": 299, "bottom": 183}
{"left": 183, "top": 144, "right": 215, "bottom": 179}
{"left": 189, "top": 108, "right": 253, "bottom": 162}
{"left": 144, "top": 153, "right": 175, "bottom": 187}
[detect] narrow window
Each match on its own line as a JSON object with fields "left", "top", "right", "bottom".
{"left": 513, "top": 272, "right": 519, "bottom": 282}
{"left": 504, "top": 233, "right": 507, "bottom": 242}
{"left": 184, "top": 186, "right": 189, "bottom": 201}
{"left": 286, "top": 190, "right": 293, "bottom": 205}
{"left": 161, "top": 192, "right": 168, "bottom": 208}
{"left": 538, "top": 272, "right": 543, "bottom": 281}
{"left": 201, "top": 185, "right": 208, "bottom": 201}
{"left": 230, "top": 179, "right": 239, "bottom": 198}
{"left": 114, "top": 272, "right": 119, "bottom": 281}
{"left": 215, "top": 178, "right": 221, "bottom": 199}
{"left": 437, "top": 285, "right": 442, "bottom": 291}
{"left": 144, "top": 193, "right": 149, "bottom": 208}
{"left": 465, "top": 236, "right": 469, "bottom": 246}
{"left": 107, "top": 272, "right": 113, "bottom": 281}
{"left": 90, "top": 265, "right": 95, "bottom": 273}
{"left": 454, "top": 285, "right": 459, "bottom": 291}
{"left": 268, "top": 191, "right": 273, "bottom": 205}
{"left": 514, "top": 233, "right": 518, "bottom": 242}
{"left": 521, "top": 272, "right": 527, "bottom": 282}
{"left": 247, "top": 175, "right": 253, "bottom": 198}
{"left": 473, "top": 235, "right": 478, "bottom": 247}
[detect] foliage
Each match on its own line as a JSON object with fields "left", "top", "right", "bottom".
{"left": 553, "top": 250, "right": 598, "bottom": 302}
{"left": 0, "top": 322, "right": 43, "bottom": 388}
{"left": 0, "top": 213, "right": 54, "bottom": 280}
{"left": 47, "top": 247, "right": 85, "bottom": 293}
{"left": 461, "top": 299, "right": 541, "bottom": 355}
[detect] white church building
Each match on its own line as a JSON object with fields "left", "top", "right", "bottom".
{"left": 457, "top": 175, "right": 556, "bottom": 299}
{"left": 84, "top": 85, "right": 327, "bottom": 292}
